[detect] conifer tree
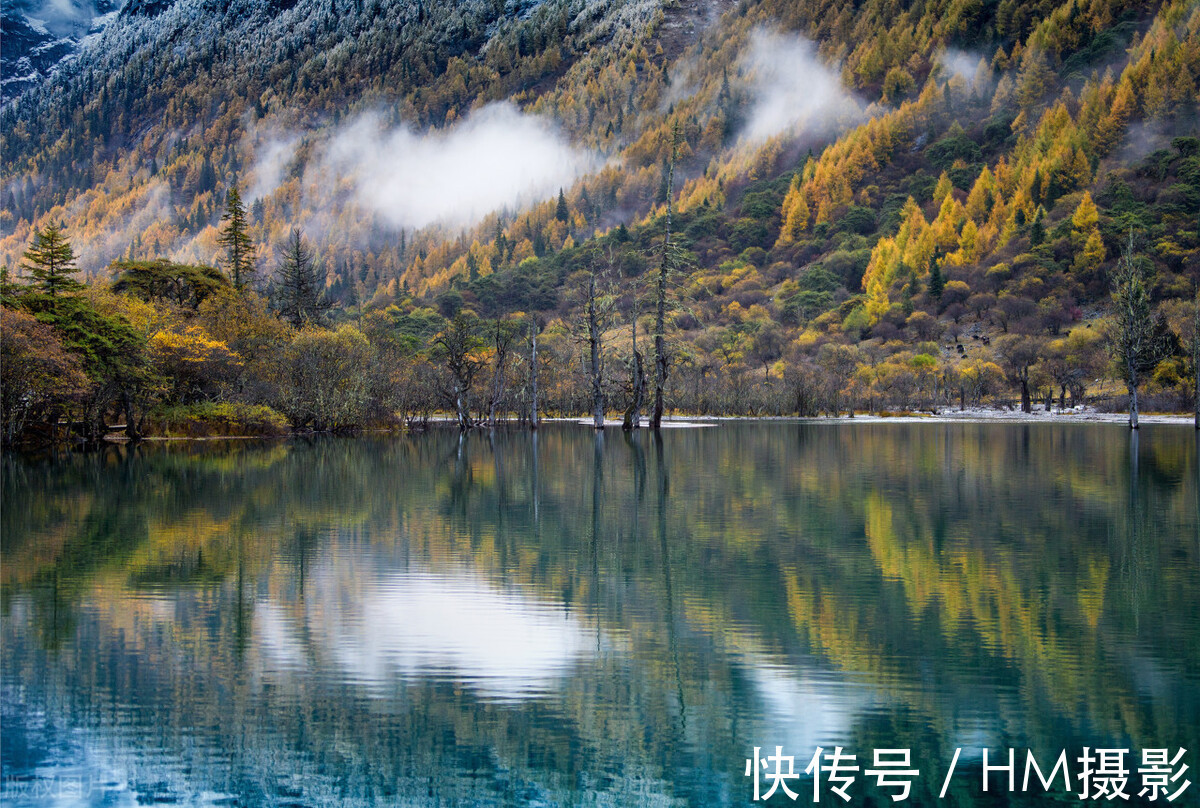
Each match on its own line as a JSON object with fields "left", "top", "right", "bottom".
{"left": 276, "top": 228, "right": 329, "bottom": 328}
{"left": 928, "top": 253, "right": 944, "bottom": 305}
{"left": 1109, "top": 233, "right": 1160, "bottom": 430}
{"left": 1030, "top": 206, "right": 1046, "bottom": 246}
{"left": 555, "top": 189, "right": 569, "bottom": 223}
{"left": 21, "top": 222, "right": 81, "bottom": 297}
{"left": 218, "top": 187, "right": 255, "bottom": 289}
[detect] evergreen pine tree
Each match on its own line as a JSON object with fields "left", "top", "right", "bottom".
{"left": 555, "top": 189, "right": 569, "bottom": 223}
{"left": 275, "top": 228, "right": 328, "bottom": 327}
{"left": 1, "top": 267, "right": 21, "bottom": 307}
{"left": 1030, "top": 206, "right": 1046, "bottom": 246}
{"left": 21, "top": 222, "right": 81, "bottom": 297}
{"left": 1109, "top": 233, "right": 1159, "bottom": 429}
{"left": 218, "top": 187, "right": 255, "bottom": 289}
{"left": 928, "top": 254, "right": 944, "bottom": 304}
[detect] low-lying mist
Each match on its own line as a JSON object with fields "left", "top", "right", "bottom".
{"left": 739, "top": 29, "right": 862, "bottom": 142}
{"left": 253, "top": 103, "right": 597, "bottom": 232}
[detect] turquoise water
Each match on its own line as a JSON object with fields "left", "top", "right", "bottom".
{"left": 2, "top": 423, "right": 1198, "bottom": 806}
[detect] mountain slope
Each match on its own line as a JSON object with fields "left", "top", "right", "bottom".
{"left": 1, "top": 0, "right": 1198, "bottom": 421}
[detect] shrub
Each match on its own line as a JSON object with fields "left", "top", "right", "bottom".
{"left": 147, "top": 402, "right": 289, "bottom": 437}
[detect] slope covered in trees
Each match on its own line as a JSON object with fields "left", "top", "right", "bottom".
{"left": 1, "top": 0, "right": 1199, "bottom": 439}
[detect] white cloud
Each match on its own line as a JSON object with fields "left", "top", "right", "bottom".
{"left": 246, "top": 130, "right": 299, "bottom": 202}
{"left": 739, "top": 29, "right": 862, "bottom": 142}
{"left": 304, "top": 102, "right": 597, "bottom": 231}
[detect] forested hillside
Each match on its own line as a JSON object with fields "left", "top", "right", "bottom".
{"left": 2, "top": 0, "right": 1199, "bottom": 440}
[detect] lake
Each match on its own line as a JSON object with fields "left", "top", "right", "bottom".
{"left": 2, "top": 423, "right": 1198, "bottom": 806}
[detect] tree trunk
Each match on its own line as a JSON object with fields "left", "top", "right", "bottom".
{"left": 623, "top": 313, "right": 644, "bottom": 430}
{"left": 1193, "top": 303, "right": 1199, "bottom": 429}
{"left": 651, "top": 125, "right": 680, "bottom": 430}
{"left": 529, "top": 321, "right": 539, "bottom": 431}
{"left": 1129, "top": 381, "right": 1140, "bottom": 430}
{"left": 455, "top": 384, "right": 471, "bottom": 431}
{"left": 588, "top": 271, "right": 604, "bottom": 429}
{"left": 1020, "top": 377, "right": 1031, "bottom": 413}
{"left": 122, "top": 391, "right": 141, "bottom": 441}
{"left": 623, "top": 353, "right": 645, "bottom": 431}
{"left": 651, "top": 284, "right": 668, "bottom": 428}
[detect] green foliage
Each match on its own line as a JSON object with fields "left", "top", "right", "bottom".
{"left": 278, "top": 325, "right": 375, "bottom": 431}
{"left": 838, "top": 206, "right": 877, "bottom": 236}
{"left": 218, "top": 187, "right": 255, "bottom": 289}
{"left": 112, "top": 259, "right": 229, "bottom": 308}
{"left": 21, "top": 293, "right": 146, "bottom": 385}
{"left": 148, "top": 402, "right": 288, "bottom": 437}
{"left": 927, "top": 124, "right": 982, "bottom": 170}
{"left": 274, "top": 228, "right": 330, "bottom": 327}
{"left": 21, "top": 223, "right": 81, "bottom": 297}
{"left": 927, "top": 258, "right": 944, "bottom": 304}
{"left": 1, "top": 306, "right": 90, "bottom": 444}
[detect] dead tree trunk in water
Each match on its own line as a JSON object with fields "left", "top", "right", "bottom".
{"left": 623, "top": 312, "right": 645, "bottom": 430}
{"left": 529, "top": 318, "right": 539, "bottom": 430}
{"left": 587, "top": 269, "right": 605, "bottom": 429}
{"left": 651, "top": 124, "right": 681, "bottom": 430}
{"left": 488, "top": 318, "right": 518, "bottom": 428}
{"left": 434, "top": 312, "right": 481, "bottom": 431}
{"left": 1191, "top": 292, "right": 1199, "bottom": 430}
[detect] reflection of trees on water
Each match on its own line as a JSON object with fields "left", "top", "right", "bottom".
{"left": 2, "top": 424, "right": 1199, "bottom": 805}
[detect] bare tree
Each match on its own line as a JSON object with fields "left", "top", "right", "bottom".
{"left": 528, "top": 316, "right": 540, "bottom": 430}
{"left": 1190, "top": 293, "right": 1200, "bottom": 430}
{"left": 994, "top": 334, "right": 1043, "bottom": 413}
{"left": 623, "top": 300, "right": 646, "bottom": 430}
{"left": 432, "top": 311, "right": 483, "bottom": 430}
{"left": 487, "top": 316, "right": 521, "bottom": 427}
{"left": 582, "top": 248, "right": 618, "bottom": 428}
{"left": 651, "top": 123, "right": 682, "bottom": 429}
{"left": 1193, "top": 295, "right": 1200, "bottom": 430}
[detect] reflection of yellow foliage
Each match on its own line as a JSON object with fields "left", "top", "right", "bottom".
{"left": 1076, "top": 557, "right": 1109, "bottom": 629}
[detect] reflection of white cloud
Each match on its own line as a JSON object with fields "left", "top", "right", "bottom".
{"left": 741, "top": 658, "right": 878, "bottom": 753}
{"left": 253, "top": 600, "right": 310, "bottom": 673}
{"left": 255, "top": 562, "right": 603, "bottom": 702}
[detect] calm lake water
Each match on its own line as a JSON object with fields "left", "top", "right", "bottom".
{"left": 2, "top": 423, "right": 1199, "bottom": 807}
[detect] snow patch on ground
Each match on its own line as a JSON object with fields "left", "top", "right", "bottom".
{"left": 814, "top": 406, "right": 1196, "bottom": 426}
{"left": 569, "top": 418, "right": 717, "bottom": 428}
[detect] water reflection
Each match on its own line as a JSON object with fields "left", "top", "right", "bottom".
{"left": 2, "top": 423, "right": 1198, "bottom": 806}
{"left": 255, "top": 561, "right": 605, "bottom": 701}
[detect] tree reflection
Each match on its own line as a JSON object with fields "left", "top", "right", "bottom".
{"left": 2, "top": 424, "right": 1198, "bottom": 806}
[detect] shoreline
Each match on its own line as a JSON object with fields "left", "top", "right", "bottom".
{"left": 101, "top": 408, "right": 1198, "bottom": 442}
